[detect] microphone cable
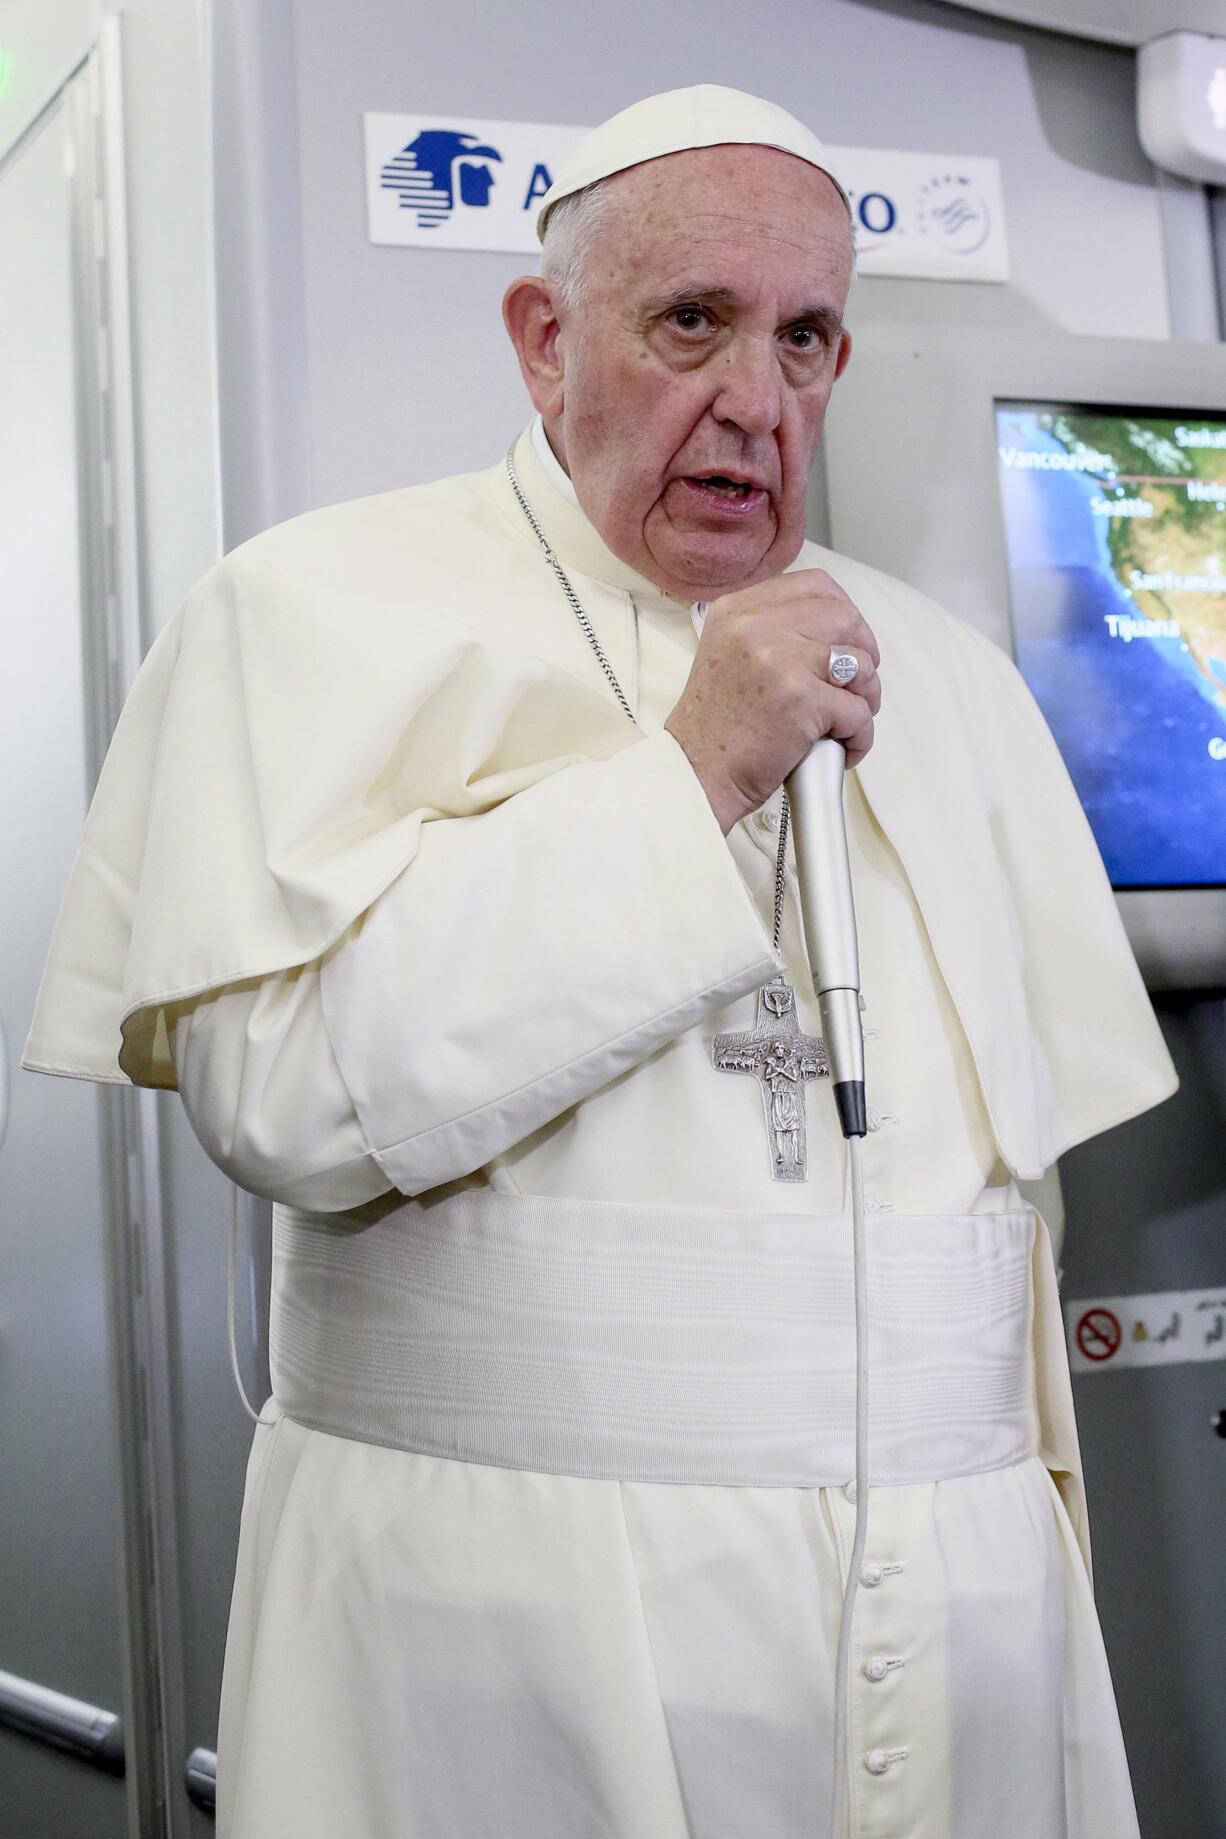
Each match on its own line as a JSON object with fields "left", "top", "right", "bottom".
{"left": 830, "top": 1130, "right": 869, "bottom": 1839}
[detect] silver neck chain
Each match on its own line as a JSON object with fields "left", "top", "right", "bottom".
{"left": 506, "top": 449, "right": 790, "bottom": 956}
{"left": 505, "top": 451, "right": 638, "bottom": 727}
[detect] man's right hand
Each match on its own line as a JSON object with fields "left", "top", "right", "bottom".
{"left": 663, "top": 569, "right": 882, "bottom": 836}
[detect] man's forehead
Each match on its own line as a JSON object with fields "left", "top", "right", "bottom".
{"left": 600, "top": 152, "right": 853, "bottom": 302}
{"left": 612, "top": 141, "right": 847, "bottom": 211}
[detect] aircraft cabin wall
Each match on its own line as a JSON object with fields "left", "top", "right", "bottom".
{"left": 0, "top": 3, "right": 1221, "bottom": 1837}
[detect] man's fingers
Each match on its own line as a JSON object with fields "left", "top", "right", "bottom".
{"left": 842, "top": 714, "right": 875, "bottom": 770}
{"left": 759, "top": 567, "right": 851, "bottom": 603}
{"left": 676, "top": 573, "right": 883, "bottom": 827}
{"left": 819, "top": 645, "right": 881, "bottom": 714}
{"left": 798, "top": 604, "right": 880, "bottom": 669}
{"left": 821, "top": 683, "right": 877, "bottom": 748}
{"left": 710, "top": 570, "right": 882, "bottom": 669}
{"left": 769, "top": 569, "right": 881, "bottom": 652}
{"left": 759, "top": 578, "right": 881, "bottom": 667}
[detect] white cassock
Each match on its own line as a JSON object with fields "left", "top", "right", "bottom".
{"left": 24, "top": 419, "right": 1178, "bottom": 1839}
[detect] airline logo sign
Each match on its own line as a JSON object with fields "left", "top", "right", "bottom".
{"left": 365, "top": 114, "right": 1009, "bottom": 281}
{"left": 366, "top": 114, "right": 585, "bottom": 252}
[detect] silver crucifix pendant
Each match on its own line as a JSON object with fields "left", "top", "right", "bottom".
{"left": 711, "top": 979, "right": 828, "bottom": 1181}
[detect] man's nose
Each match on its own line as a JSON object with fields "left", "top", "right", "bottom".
{"left": 710, "top": 337, "right": 783, "bottom": 436}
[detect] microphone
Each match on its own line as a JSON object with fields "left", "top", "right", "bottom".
{"left": 785, "top": 739, "right": 867, "bottom": 1139}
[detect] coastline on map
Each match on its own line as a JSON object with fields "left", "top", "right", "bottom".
{"left": 995, "top": 408, "right": 1226, "bottom": 889}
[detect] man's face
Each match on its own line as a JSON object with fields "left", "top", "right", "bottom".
{"left": 549, "top": 145, "right": 854, "bottom": 600}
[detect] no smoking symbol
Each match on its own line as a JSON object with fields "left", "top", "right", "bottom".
{"left": 1076, "top": 1308, "right": 1122, "bottom": 1364}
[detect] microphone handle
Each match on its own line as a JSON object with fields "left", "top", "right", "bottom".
{"left": 784, "top": 739, "right": 867, "bottom": 1139}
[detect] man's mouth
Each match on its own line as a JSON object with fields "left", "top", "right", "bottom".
{"left": 679, "top": 474, "right": 770, "bottom": 516}
{"left": 693, "top": 474, "right": 756, "bottom": 499}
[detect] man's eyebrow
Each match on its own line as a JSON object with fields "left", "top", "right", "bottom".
{"left": 643, "top": 286, "right": 844, "bottom": 337}
{"left": 643, "top": 285, "right": 742, "bottom": 313}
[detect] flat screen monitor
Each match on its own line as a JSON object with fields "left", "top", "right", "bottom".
{"left": 994, "top": 400, "right": 1226, "bottom": 891}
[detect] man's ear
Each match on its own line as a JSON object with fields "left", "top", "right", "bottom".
{"left": 503, "top": 275, "right": 566, "bottom": 418}
{"left": 834, "top": 327, "right": 853, "bottom": 380}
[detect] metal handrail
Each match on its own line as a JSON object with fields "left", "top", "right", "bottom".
{"left": 0, "top": 1667, "right": 124, "bottom": 1774}
{"left": 185, "top": 1744, "right": 217, "bottom": 1809}
{"left": 0, "top": 1667, "right": 220, "bottom": 1812}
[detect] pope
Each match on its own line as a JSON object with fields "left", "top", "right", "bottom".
{"left": 25, "top": 85, "right": 1177, "bottom": 1839}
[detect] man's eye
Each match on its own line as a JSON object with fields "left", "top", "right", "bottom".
{"left": 669, "top": 306, "right": 708, "bottom": 332}
{"left": 785, "top": 325, "right": 821, "bottom": 350}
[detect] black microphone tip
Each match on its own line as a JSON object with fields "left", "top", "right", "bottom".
{"left": 834, "top": 1081, "right": 868, "bottom": 1140}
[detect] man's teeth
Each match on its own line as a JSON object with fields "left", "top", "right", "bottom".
{"left": 700, "top": 476, "right": 752, "bottom": 497}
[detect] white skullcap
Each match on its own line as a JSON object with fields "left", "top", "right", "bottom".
{"left": 536, "top": 84, "right": 849, "bottom": 241}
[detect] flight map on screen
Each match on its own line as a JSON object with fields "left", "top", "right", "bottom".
{"left": 995, "top": 402, "right": 1226, "bottom": 889}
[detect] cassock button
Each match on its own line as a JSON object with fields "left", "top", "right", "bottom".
{"left": 865, "top": 1749, "right": 891, "bottom": 1776}
{"left": 860, "top": 1562, "right": 885, "bottom": 1588}
{"left": 843, "top": 1480, "right": 857, "bottom": 1504}
{"left": 757, "top": 808, "right": 781, "bottom": 833}
{"left": 864, "top": 1655, "right": 890, "bottom": 1682}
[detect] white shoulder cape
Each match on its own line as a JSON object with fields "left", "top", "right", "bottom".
{"left": 23, "top": 441, "right": 1177, "bottom": 1180}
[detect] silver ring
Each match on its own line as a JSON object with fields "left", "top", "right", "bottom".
{"left": 828, "top": 648, "right": 860, "bottom": 686}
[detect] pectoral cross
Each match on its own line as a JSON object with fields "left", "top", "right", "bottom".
{"left": 711, "top": 979, "right": 828, "bottom": 1181}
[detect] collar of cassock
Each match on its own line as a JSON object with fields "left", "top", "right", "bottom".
{"left": 528, "top": 416, "right": 710, "bottom": 638}
{"left": 492, "top": 419, "right": 718, "bottom": 623}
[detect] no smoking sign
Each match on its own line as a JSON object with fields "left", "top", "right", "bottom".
{"left": 1066, "top": 1285, "right": 1226, "bottom": 1373}
{"left": 1075, "top": 1308, "right": 1122, "bottom": 1364}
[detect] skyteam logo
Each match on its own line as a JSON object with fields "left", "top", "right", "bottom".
{"left": 365, "top": 113, "right": 587, "bottom": 252}
{"left": 836, "top": 147, "right": 1008, "bottom": 282}
{"left": 380, "top": 130, "right": 503, "bottom": 230}
{"left": 915, "top": 173, "right": 992, "bottom": 256}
